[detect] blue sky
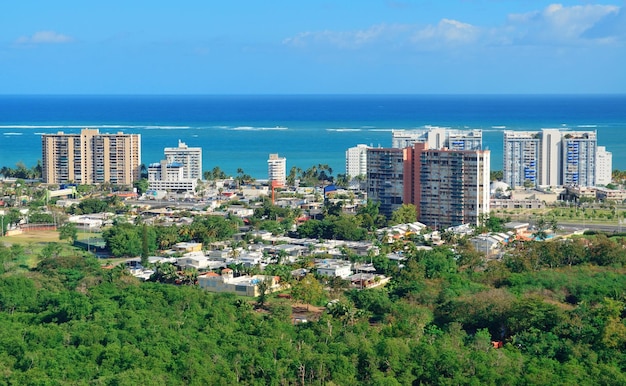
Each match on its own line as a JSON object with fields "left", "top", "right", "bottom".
{"left": 2, "top": 1, "right": 625, "bottom": 94}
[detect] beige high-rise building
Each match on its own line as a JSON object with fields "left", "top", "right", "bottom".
{"left": 42, "top": 128, "right": 141, "bottom": 185}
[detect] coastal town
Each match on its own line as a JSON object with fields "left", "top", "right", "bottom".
{"left": 3, "top": 119, "right": 626, "bottom": 385}
{"left": 0, "top": 126, "right": 622, "bottom": 302}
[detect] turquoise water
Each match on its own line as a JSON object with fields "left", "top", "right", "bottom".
{"left": 0, "top": 95, "right": 624, "bottom": 178}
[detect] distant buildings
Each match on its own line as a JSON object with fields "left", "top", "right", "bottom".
{"left": 345, "top": 144, "right": 369, "bottom": 178}
{"left": 148, "top": 140, "right": 202, "bottom": 193}
{"left": 391, "top": 127, "right": 482, "bottom": 151}
{"left": 197, "top": 269, "right": 282, "bottom": 297}
{"left": 267, "top": 153, "right": 286, "bottom": 186}
{"left": 164, "top": 140, "right": 202, "bottom": 180}
{"left": 596, "top": 146, "right": 613, "bottom": 186}
{"left": 365, "top": 129, "right": 490, "bottom": 227}
{"left": 366, "top": 148, "right": 405, "bottom": 218}
{"left": 147, "top": 160, "right": 197, "bottom": 192}
{"left": 404, "top": 143, "right": 491, "bottom": 228}
{"left": 503, "top": 129, "right": 600, "bottom": 188}
{"left": 41, "top": 128, "right": 141, "bottom": 185}
{"left": 502, "top": 131, "right": 540, "bottom": 188}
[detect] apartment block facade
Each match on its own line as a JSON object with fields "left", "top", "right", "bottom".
{"left": 267, "top": 154, "right": 287, "bottom": 186}
{"left": 596, "top": 146, "right": 613, "bottom": 186}
{"left": 503, "top": 129, "right": 598, "bottom": 188}
{"left": 147, "top": 160, "right": 197, "bottom": 192}
{"left": 503, "top": 131, "right": 540, "bottom": 188}
{"left": 392, "top": 128, "right": 482, "bottom": 151}
{"left": 164, "top": 140, "right": 202, "bottom": 180}
{"left": 404, "top": 143, "right": 490, "bottom": 228}
{"left": 366, "top": 148, "right": 405, "bottom": 218}
{"left": 41, "top": 128, "right": 141, "bottom": 185}
{"left": 345, "top": 144, "right": 369, "bottom": 178}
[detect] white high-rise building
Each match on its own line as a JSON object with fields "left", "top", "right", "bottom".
{"left": 345, "top": 144, "right": 369, "bottom": 178}
{"left": 268, "top": 154, "right": 286, "bottom": 186}
{"left": 503, "top": 129, "right": 598, "bottom": 188}
{"left": 148, "top": 160, "right": 197, "bottom": 192}
{"left": 561, "top": 131, "right": 597, "bottom": 187}
{"left": 392, "top": 128, "right": 482, "bottom": 150}
{"left": 503, "top": 131, "right": 540, "bottom": 188}
{"left": 596, "top": 146, "right": 613, "bottom": 186}
{"left": 164, "top": 140, "right": 202, "bottom": 180}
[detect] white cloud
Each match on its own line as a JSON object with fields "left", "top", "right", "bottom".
{"left": 282, "top": 3, "right": 623, "bottom": 52}
{"left": 16, "top": 31, "right": 74, "bottom": 45}
{"left": 507, "top": 4, "right": 621, "bottom": 44}
{"left": 412, "top": 19, "right": 480, "bottom": 45}
{"left": 283, "top": 24, "right": 410, "bottom": 49}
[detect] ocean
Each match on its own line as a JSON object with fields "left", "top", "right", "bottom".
{"left": 1, "top": 94, "right": 625, "bottom": 179}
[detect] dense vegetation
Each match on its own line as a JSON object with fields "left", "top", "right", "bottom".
{"left": 2, "top": 232, "right": 626, "bottom": 384}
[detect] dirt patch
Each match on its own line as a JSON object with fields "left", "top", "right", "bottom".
{"left": 291, "top": 303, "right": 325, "bottom": 322}
{"left": 3, "top": 230, "right": 61, "bottom": 244}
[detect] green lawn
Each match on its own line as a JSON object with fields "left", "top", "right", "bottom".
{"left": 0, "top": 230, "right": 89, "bottom": 268}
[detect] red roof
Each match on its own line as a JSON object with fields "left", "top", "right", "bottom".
{"left": 199, "top": 272, "right": 220, "bottom": 277}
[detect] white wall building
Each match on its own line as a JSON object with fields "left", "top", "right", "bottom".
{"left": 391, "top": 128, "right": 482, "bottom": 150}
{"left": 147, "top": 160, "right": 197, "bottom": 192}
{"left": 503, "top": 131, "right": 540, "bottom": 188}
{"left": 345, "top": 144, "right": 369, "bottom": 178}
{"left": 164, "top": 140, "right": 202, "bottom": 180}
{"left": 596, "top": 146, "right": 613, "bottom": 186}
{"left": 504, "top": 129, "right": 599, "bottom": 188}
{"left": 267, "top": 153, "right": 286, "bottom": 186}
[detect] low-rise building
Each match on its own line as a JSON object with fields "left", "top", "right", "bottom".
{"left": 197, "top": 269, "right": 282, "bottom": 297}
{"left": 315, "top": 259, "right": 352, "bottom": 279}
{"left": 173, "top": 242, "right": 203, "bottom": 253}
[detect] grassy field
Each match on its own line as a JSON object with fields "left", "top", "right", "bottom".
{"left": 1, "top": 230, "right": 81, "bottom": 268}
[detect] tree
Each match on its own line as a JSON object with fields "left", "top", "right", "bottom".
{"left": 59, "top": 222, "right": 78, "bottom": 244}
{"left": 256, "top": 277, "right": 274, "bottom": 308}
{"left": 291, "top": 274, "right": 324, "bottom": 310}
{"left": 133, "top": 178, "right": 149, "bottom": 195}
{"left": 39, "top": 242, "right": 63, "bottom": 259}
{"left": 390, "top": 204, "right": 417, "bottom": 225}
{"left": 141, "top": 223, "right": 149, "bottom": 267}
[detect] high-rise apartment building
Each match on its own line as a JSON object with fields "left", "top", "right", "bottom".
{"left": 503, "top": 129, "right": 598, "bottom": 188}
{"left": 345, "top": 144, "right": 369, "bottom": 178}
{"left": 147, "top": 160, "right": 197, "bottom": 192}
{"left": 503, "top": 131, "right": 540, "bottom": 188}
{"left": 267, "top": 154, "right": 286, "bottom": 186}
{"left": 41, "top": 128, "right": 141, "bottom": 185}
{"left": 561, "top": 131, "right": 597, "bottom": 187}
{"left": 366, "top": 148, "right": 405, "bottom": 218}
{"left": 164, "top": 140, "right": 202, "bottom": 180}
{"left": 404, "top": 143, "right": 490, "bottom": 228}
{"left": 392, "top": 128, "right": 482, "bottom": 150}
{"left": 596, "top": 146, "right": 613, "bottom": 186}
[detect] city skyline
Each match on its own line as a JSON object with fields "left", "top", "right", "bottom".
{"left": 2, "top": 1, "right": 625, "bottom": 94}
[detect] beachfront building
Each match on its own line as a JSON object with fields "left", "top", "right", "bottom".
{"left": 147, "top": 160, "right": 197, "bottom": 192}
{"left": 345, "top": 144, "right": 369, "bottom": 178}
{"left": 561, "top": 131, "right": 597, "bottom": 187}
{"left": 503, "top": 129, "right": 598, "bottom": 188}
{"left": 164, "top": 140, "right": 202, "bottom": 180}
{"left": 503, "top": 131, "right": 540, "bottom": 188}
{"left": 391, "top": 128, "right": 482, "bottom": 151}
{"left": 596, "top": 146, "right": 613, "bottom": 186}
{"left": 41, "top": 128, "right": 141, "bottom": 185}
{"left": 366, "top": 148, "right": 405, "bottom": 218}
{"left": 267, "top": 153, "right": 286, "bottom": 186}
